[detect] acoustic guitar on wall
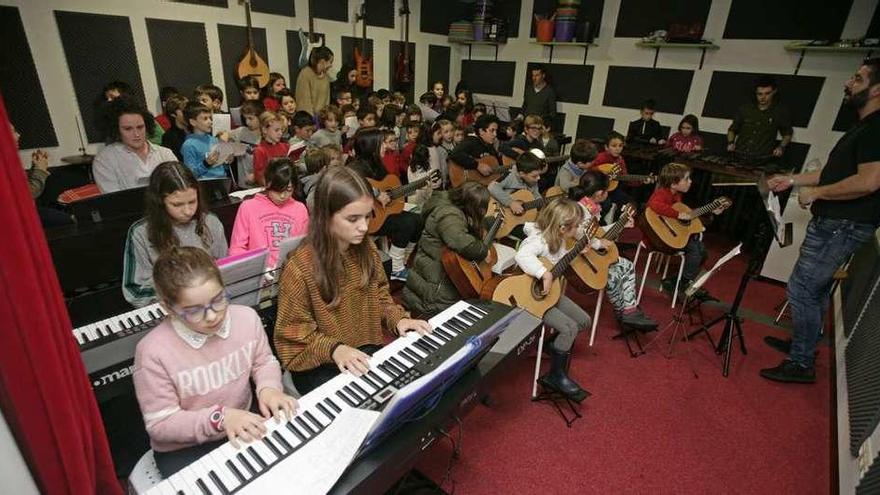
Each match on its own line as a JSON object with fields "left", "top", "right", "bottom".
{"left": 354, "top": 2, "right": 373, "bottom": 88}
{"left": 638, "top": 196, "right": 732, "bottom": 253}
{"left": 236, "top": 0, "right": 270, "bottom": 88}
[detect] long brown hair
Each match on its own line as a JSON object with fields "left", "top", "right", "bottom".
{"left": 535, "top": 198, "right": 583, "bottom": 253}
{"left": 304, "top": 166, "right": 377, "bottom": 306}
{"left": 448, "top": 182, "right": 489, "bottom": 236}
{"left": 144, "top": 161, "right": 212, "bottom": 253}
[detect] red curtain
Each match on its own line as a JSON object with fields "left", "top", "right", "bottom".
{"left": 0, "top": 96, "right": 121, "bottom": 493}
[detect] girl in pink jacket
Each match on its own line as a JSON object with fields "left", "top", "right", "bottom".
{"left": 229, "top": 158, "right": 310, "bottom": 269}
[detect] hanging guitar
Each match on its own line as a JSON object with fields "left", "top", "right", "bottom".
{"left": 297, "top": 0, "right": 326, "bottom": 69}
{"left": 592, "top": 162, "right": 656, "bottom": 191}
{"left": 394, "top": 0, "right": 414, "bottom": 86}
{"left": 480, "top": 220, "right": 600, "bottom": 318}
{"left": 489, "top": 186, "right": 566, "bottom": 239}
{"left": 236, "top": 0, "right": 270, "bottom": 87}
{"left": 367, "top": 170, "right": 441, "bottom": 233}
{"left": 638, "top": 196, "right": 733, "bottom": 253}
{"left": 354, "top": 2, "right": 374, "bottom": 88}
{"left": 566, "top": 204, "right": 635, "bottom": 292}
{"left": 441, "top": 209, "right": 505, "bottom": 299}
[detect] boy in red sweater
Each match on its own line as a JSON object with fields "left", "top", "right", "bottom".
{"left": 646, "top": 162, "right": 726, "bottom": 301}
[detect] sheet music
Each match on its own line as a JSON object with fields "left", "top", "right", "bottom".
{"left": 241, "top": 408, "right": 380, "bottom": 495}
{"left": 213, "top": 113, "right": 232, "bottom": 135}
{"left": 217, "top": 248, "right": 268, "bottom": 306}
{"left": 688, "top": 243, "right": 742, "bottom": 295}
{"left": 210, "top": 142, "right": 249, "bottom": 164}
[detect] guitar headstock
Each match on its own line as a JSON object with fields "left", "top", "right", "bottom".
{"left": 645, "top": 173, "right": 657, "bottom": 184}
{"left": 717, "top": 196, "right": 733, "bottom": 209}
{"left": 580, "top": 218, "right": 600, "bottom": 239}
{"left": 619, "top": 203, "right": 636, "bottom": 222}
{"left": 399, "top": 0, "right": 411, "bottom": 15}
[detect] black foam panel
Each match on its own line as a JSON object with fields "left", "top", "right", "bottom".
{"left": 315, "top": 0, "right": 349, "bottom": 22}
{"left": 869, "top": 3, "right": 880, "bottom": 37}
{"left": 700, "top": 131, "right": 727, "bottom": 153}
{"left": 603, "top": 66, "right": 693, "bottom": 114}
{"left": 701, "top": 71, "right": 825, "bottom": 128}
{"left": 366, "top": 0, "right": 394, "bottom": 28}
{"left": 525, "top": 63, "right": 593, "bottom": 105}
{"left": 145, "top": 19, "right": 212, "bottom": 99}
{"left": 286, "top": 30, "right": 325, "bottom": 91}
{"left": 614, "top": 0, "right": 711, "bottom": 38}
{"left": 55, "top": 11, "right": 146, "bottom": 143}
{"left": 251, "top": 0, "right": 294, "bottom": 17}
{"left": 217, "top": 24, "right": 269, "bottom": 105}
{"left": 171, "top": 0, "right": 227, "bottom": 6}
{"left": 786, "top": 142, "right": 811, "bottom": 172}
{"left": 723, "top": 0, "right": 853, "bottom": 40}
{"left": 530, "top": 0, "right": 604, "bottom": 39}
{"left": 460, "top": 60, "right": 516, "bottom": 97}
{"left": 0, "top": 6, "right": 56, "bottom": 148}
{"left": 833, "top": 100, "right": 859, "bottom": 132}
{"left": 576, "top": 115, "right": 616, "bottom": 140}
{"left": 389, "top": 41, "right": 416, "bottom": 99}
{"left": 419, "top": 0, "right": 520, "bottom": 37}
{"left": 427, "top": 45, "right": 451, "bottom": 96}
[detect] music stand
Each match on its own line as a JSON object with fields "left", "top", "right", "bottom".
{"left": 69, "top": 186, "right": 147, "bottom": 224}
{"left": 688, "top": 174, "right": 792, "bottom": 376}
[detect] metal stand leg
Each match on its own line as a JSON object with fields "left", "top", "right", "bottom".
{"left": 531, "top": 325, "right": 547, "bottom": 399}
{"left": 589, "top": 289, "right": 604, "bottom": 346}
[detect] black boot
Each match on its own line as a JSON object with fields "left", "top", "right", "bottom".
{"left": 538, "top": 348, "right": 589, "bottom": 403}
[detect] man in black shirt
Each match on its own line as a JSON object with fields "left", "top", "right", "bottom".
{"left": 727, "top": 76, "right": 793, "bottom": 158}
{"left": 761, "top": 59, "right": 880, "bottom": 384}
{"left": 449, "top": 114, "right": 503, "bottom": 178}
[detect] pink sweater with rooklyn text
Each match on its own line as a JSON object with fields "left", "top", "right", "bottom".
{"left": 133, "top": 304, "right": 282, "bottom": 452}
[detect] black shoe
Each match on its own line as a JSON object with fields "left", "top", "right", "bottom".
{"left": 760, "top": 360, "right": 816, "bottom": 384}
{"left": 619, "top": 308, "right": 658, "bottom": 330}
{"left": 764, "top": 335, "right": 792, "bottom": 354}
{"left": 538, "top": 349, "right": 590, "bottom": 402}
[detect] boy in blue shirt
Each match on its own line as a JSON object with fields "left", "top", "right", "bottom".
{"left": 181, "top": 103, "right": 232, "bottom": 179}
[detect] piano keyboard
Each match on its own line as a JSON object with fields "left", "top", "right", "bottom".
{"left": 144, "top": 300, "right": 513, "bottom": 495}
{"left": 74, "top": 303, "right": 167, "bottom": 349}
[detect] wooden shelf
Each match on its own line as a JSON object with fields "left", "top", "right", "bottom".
{"left": 783, "top": 42, "right": 876, "bottom": 74}
{"left": 635, "top": 41, "right": 719, "bottom": 70}
{"left": 530, "top": 39, "right": 598, "bottom": 64}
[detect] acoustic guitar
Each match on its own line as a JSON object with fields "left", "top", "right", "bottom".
{"left": 236, "top": 0, "right": 270, "bottom": 88}
{"left": 638, "top": 196, "right": 733, "bottom": 253}
{"left": 367, "top": 170, "right": 440, "bottom": 233}
{"left": 490, "top": 186, "right": 565, "bottom": 239}
{"left": 480, "top": 221, "right": 599, "bottom": 318}
{"left": 448, "top": 154, "right": 514, "bottom": 188}
{"left": 593, "top": 162, "right": 656, "bottom": 191}
{"left": 354, "top": 3, "right": 374, "bottom": 89}
{"left": 394, "top": 0, "right": 413, "bottom": 85}
{"left": 441, "top": 209, "right": 505, "bottom": 299}
{"left": 566, "top": 204, "right": 635, "bottom": 292}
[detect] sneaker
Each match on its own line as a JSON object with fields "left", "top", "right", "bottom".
{"left": 619, "top": 308, "right": 658, "bottom": 330}
{"left": 759, "top": 360, "right": 816, "bottom": 384}
{"left": 390, "top": 268, "right": 410, "bottom": 282}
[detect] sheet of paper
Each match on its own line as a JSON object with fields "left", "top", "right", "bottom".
{"left": 213, "top": 113, "right": 232, "bottom": 135}
{"left": 689, "top": 243, "right": 742, "bottom": 293}
{"left": 242, "top": 408, "right": 380, "bottom": 495}
{"left": 210, "top": 142, "right": 249, "bottom": 164}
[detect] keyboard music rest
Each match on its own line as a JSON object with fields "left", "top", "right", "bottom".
{"left": 144, "top": 300, "right": 515, "bottom": 495}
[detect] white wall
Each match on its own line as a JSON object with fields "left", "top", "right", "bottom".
{"left": 0, "top": 406, "right": 40, "bottom": 495}
{"left": 5, "top": 0, "right": 879, "bottom": 169}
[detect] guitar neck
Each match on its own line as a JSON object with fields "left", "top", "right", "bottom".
{"left": 391, "top": 174, "right": 431, "bottom": 199}
{"left": 307, "top": 0, "right": 316, "bottom": 43}
{"left": 617, "top": 174, "right": 652, "bottom": 182}
{"left": 244, "top": 2, "right": 255, "bottom": 49}
{"left": 603, "top": 213, "right": 631, "bottom": 241}
{"left": 483, "top": 213, "right": 503, "bottom": 245}
{"left": 522, "top": 192, "right": 563, "bottom": 211}
{"left": 551, "top": 226, "right": 595, "bottom": 278}
{"left": 690, "top": 198, "right": 725, "bottom": 218}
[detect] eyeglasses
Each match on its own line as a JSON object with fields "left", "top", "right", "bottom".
{"left": 173, "top": 290, "right": 230, "bottom": 323}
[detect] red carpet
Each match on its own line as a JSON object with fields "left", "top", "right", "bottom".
{"left": 411, "top": 236, "right": 831, "bottom": 494}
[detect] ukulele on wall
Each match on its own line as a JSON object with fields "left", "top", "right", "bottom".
{"left": 354, "top": 2, "right": 374, "bottom": 88}
{"left": 394, "top": 0, "right": 413, "bottom": 85}
{"left": 236, "top": 0, "right": 270, "bottom": 87}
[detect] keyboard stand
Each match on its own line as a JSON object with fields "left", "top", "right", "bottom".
{"left": 612, "top": 321, "right": 646, "bottom": 357}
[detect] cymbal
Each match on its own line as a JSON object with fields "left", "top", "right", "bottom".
{"left": 61, "top": 154, "right": 94, "bottom": 165}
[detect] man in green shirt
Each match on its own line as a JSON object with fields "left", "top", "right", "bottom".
{"left": 727, "top": 76, "right": 793, "bottom": 158}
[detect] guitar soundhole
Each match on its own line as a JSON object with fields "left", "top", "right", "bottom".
{"left": 530, "top": 279, "right": 547, "bottom": 300}
{"left": 595, "top": 247, "right": 607, "bottom": 256}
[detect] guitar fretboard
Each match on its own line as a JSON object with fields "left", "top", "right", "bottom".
{"left": 689, "top": 197, "right": 728, "bottom": 218}
{"left": 550, "top": 222, "right": 598, "bottom": 278}
{"left": 389, "top": 173, "right": 435, "bottom": 200}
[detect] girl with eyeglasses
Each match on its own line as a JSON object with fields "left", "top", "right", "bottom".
{"left": 133, "top": 246, "right": 297, "bottom": 477}
{"left": 123, "top": 161, "right": 228, "bottom": 308}
{"left": 228, "top": 157, "right": 309, "bottom": 270}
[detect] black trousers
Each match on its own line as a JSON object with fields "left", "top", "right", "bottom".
{"left": 291, "top": 344, "right": 383, "bottom": 395}
{"left": 374, "top": 211, "right": 423, "bottom": 248}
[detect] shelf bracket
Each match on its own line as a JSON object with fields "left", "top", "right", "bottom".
{"left": 652, "top": 47, "right": 660, "bottom": 68}
{"left": 794, "top": 49, "right": 805, "bottom": 75}
{"left": 468, "top": 44, "right": 472, "bottom": 61}
{"left": 582, "top": 45, "right": 589, "bottom": 65}
{"left": 699, "top": 47, "right": 707, "bottom": 70}
{"left": 494, "top": 44, "right": 499, "bottom": 61}
{"left": 549, "top": 45, "right": 555, "bottom": 63}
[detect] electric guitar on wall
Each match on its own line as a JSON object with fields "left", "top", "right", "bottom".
{"left": 354, "top": 2, "right": 374, "bottom": 88}
{"left": 394, "top": 0, "right": 413, "bottom": 85}
{"left": 297, "top": 0, "right": 326, "bottom": 68}
{"left": 236, "top": 0, "right": 270, "bottom": 87}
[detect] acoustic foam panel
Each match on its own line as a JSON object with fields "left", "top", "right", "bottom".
{"left": 427, "top": 45, "right": 451, "bottom": 96}
{"left": 286, "top": 30, "right": 325, "bottom": 91}
{"left": 576, "top": 115, "right": 616, "bottom": 140}
{"left": 700, "top": 131, "right": 727, "bottom": 153}
{"left": 218, "top": 24, "right": 269, "bottom": 105}
{"left": 525, "top": 63, "right": 593, "bottom": 105}
{"left": 460, "top": 60, "right": 516, "bottom": 97}
{"left": 419, "top": 0, "right": 521, "bottom": 38}
{"left": 389, "top": 41, "right": 416, "bottom": 99}
{"left": 314, "top": 0, "right": 348, "bottom": 22}
{"left": 366, "top": 0, "right": 394, "bottom": 28}
{"left": 614, "top": 0, "right": 711, "bottom": 38}
{"left": 145, "top": 19, "right": 212, "bottom": 99}
{"left": 530, "top": 0, "right": 604, "bottom": 39}
{"left": 701, "top": 71, "right": 825, "bottom": 128}
{"left": 55, "top": 11, "right": 146, "bottom": 144}
{"left": 869, "top": 4, "right": 880, "bottom": 37}
{"left": 0, "top": 6, "right": 57, "bottom": 148}
{"left": 834, "top": 101, "right": 859, "bottom": 132}
{"left": 603, "top": 66, "right": 693, "bottom": 114}
{"left": 251, "top": 0, "right": 294, "bottom": 17}
{"left": 723, "top": 0, "right": 853, "bottom": 40}
{"left": 172, "top": 0, "right": 227, "bottom": 6}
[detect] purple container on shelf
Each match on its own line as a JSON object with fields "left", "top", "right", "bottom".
{"left": 555, "top": 20, "right": 576, "bottom": 42}
{"left": 473, "top": 22, "right": 485, "bottom": 41}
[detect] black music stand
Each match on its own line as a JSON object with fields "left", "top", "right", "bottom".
{"left": 687, "top": 175, "right": 792, "bottom": 376}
